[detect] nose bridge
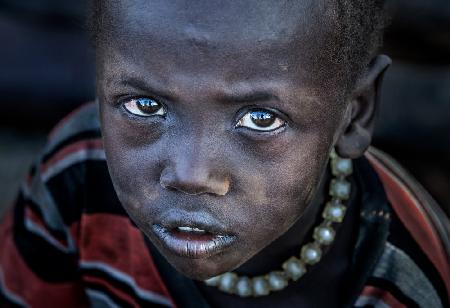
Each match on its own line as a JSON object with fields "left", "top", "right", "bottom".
{"left": 178, "top": 135, "right": 211, "bottom": 181}
{"left": 161, "top": 126, "right": 230, "bottom": 196}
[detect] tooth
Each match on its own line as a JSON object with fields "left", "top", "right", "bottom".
{"left": 178, "top": 226, "right": 192, "bottom": 232}
{"left": 177, "top": 226, "right": 206, "bottom": 233}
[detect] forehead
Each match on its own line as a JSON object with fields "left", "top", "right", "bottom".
{"left": 97, "top": 0, "right": 345, "bottom": 99}
{"left": 103, "top": 0, "right": 336, "bottom": 42}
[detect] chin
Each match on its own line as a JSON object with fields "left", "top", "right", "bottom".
{"left": 163, "top": 252, "right": 233, "bottom": 281}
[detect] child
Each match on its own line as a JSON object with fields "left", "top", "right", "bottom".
{"left": 1, "top": 0, "right": 449, "bottom": 307}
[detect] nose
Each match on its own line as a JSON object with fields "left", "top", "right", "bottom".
{"left": 160, "top": 153, "right": 230, "bottom": 196}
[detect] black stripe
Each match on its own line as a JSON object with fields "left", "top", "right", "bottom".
{"left": 44, "top": 161, "right": 87, "bottom": 225}
{"left": 0, "top": 292, "right": 25, "bottom": 308}
{"left": 82, "top": 268, "right": 169, "bottom": 307}
{"left": 45, "top": 160, "right": 127, "bottom": 226}
{"left": 29, "top": 164, "right": 37, "bottom": 178}
{"left": 13, "top": 198, "right": 80, "bottom": 282}
{"left": 19, "top": 193, "right": 68, "bottom": 242}
{"left": 42, "top": 129, "right": 102, "bottom": 164}
{"left": 366, "top": 277, "right": 420, "bottom": 308}
{"left": 84, "top": 282, "right": 134, "bottom": 308}
{"left": 387, "top": 212, "right": 450, "bottom": 307}
{"left": 343, "top": 157, "right": 392, "bottom": 307}
{"left": 83, "top": 161, "right": 127, "bottom": 216}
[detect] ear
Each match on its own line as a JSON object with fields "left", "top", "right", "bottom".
{"left": 335, "top": 55, "right": 391, "bottom": 159}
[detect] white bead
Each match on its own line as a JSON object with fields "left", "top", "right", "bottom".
{"left": 330, "top": 179, "right": 351, "bottom": 200}
{"left": 204, "top": 275, "right": 221, "bottom": 287}
{"left": 314, "top": 225, "right": 335, "bottom": 245}
{"left": 323, "top": 201, "right": 346, "bottom": 223}
{"left": 235, "top": 277, "right": 252, "bottom": 297}
{"left": 252, "top": 277, "right": 270, "bottom": 296}
{"left": 331, "top": 157, "right": 353, "bottom": 177}
{"left": 267, "top": 272, "right": 288, "bottom": 291}
{"left": 319, "top": 228, "right": 333, "bottom": 241}
{"left": 219, "top": 273, "right": 237, "bottom": 293}
{"left": 282, "top": 257, "right": 306, "bottom": 281}
{"left": 330, "top": 207, "right": 343, "bottom": 218}
{"left": 306, "top": 249, "right": 318, "bottom": 260}
{"left": 301, "top": 244, "right": 322, "bottom": 265}
{"left": 337, "top": 159, "right": 352, "bottom": 172}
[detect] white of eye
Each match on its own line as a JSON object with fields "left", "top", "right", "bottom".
{"left": 236, "top": 110, "right": 286, "bottom": 131}
{"left": 123, "top": 98, "right": 166, "bottom": 117}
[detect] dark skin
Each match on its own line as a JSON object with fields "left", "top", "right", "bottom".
{"left": 96, "top": 0, "right": 391, "bottom": 306}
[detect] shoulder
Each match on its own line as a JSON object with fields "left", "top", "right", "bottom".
{"left": 365, "top": 147, "right": 449, "bottom": 257}
{"left": 0, "top": 102, "right": 174, "bottom": 307}
{"left": 355, "top": 147, "right": 450, "bottom": 308}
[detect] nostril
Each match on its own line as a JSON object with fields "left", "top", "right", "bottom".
{"left": 165, "top": 185, "right": 178, "bottom": 192}
{"left": 160, "top": 180, "right": 178, "bottom": 192}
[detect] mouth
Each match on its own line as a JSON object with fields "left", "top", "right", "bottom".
{"left": 152, "top": 213, "right": 236, "bottom": 259}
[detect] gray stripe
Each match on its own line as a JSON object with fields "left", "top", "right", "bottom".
{"left": 354, "top": 295, "right": 389, "bottom": 308}
{"left": 372, "top": 242, "right": 443, "bottom": 308}
{"left": 80, "top": 261, "right": 173, "bottom": 307}
{"left": 45, "top": 102, "right": 100, "bottom": 155}
{"left": 21, "top": 170, "right": 66, "bottom": 233}
{"left": 0, "top": 267, "right": 28, "bottom": 307}
{"left": 24, "top": 218, "right": 75, "bottom": 253}
{"left": 86, "top": 289, "right": 120, "bottom": 308}
{"left": 41, "top": 149, "right": 106, "bottom": 182}
{"left": 20, "top": 161, "right": 78, "bottom": 252}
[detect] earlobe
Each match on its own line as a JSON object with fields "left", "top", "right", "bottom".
{"left": 335, "top": 54, "right": 392, "bottom": 159}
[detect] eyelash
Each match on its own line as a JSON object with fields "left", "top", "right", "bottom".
{"left": 119, "top": 97, "right": 288, "bottom": 133}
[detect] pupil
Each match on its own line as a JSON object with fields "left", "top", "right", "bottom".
{"left": 136, "top": 98, "right": 160, "bottom": 114}
{"left": 250, "top": 110, "right": 275, "bottom": 127}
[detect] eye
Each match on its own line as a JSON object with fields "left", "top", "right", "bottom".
{"left": 236, "top": 109, "right": 286, "bottom": 132}
{"left": 123, "top": 97, "right": 166, "bottom": 117}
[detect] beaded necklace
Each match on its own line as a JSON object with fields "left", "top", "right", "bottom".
{"left": 203, "top": 149, "right": 353, "bottom": 297}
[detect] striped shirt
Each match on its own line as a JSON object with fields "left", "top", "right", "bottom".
{"left": 1, "top": 102, "right": 449, "bottom": 308}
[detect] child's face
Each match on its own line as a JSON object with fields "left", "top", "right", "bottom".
{"left": 98, "top": 0, "right": 353, "bottom": 279}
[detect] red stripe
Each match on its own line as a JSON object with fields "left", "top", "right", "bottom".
{"left": 366, "top": 152, "right": 450, "bottom": 299}
{"left": 79, "top": 213, "right": 174, "bottom": 306}
{"left": 48, "top": 102, "right": 94, "bottom": 139}
{"left": 361, "top": 285, "right": 407, "bottom": 308}
{"left": 40, "top": 138, "right": 103, "bottom": 173}
{"left": 84, "top": 275, "right": 139, "bottom": 307}
{"left": 0, "top": 210, "right": 88, "bottom": 307}
{"left": 24, "top": 206, "right": 46, "bottom": 229}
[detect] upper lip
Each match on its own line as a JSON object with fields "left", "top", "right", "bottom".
{"left": 153, "top": 210, "right": 233, "bottom": 236}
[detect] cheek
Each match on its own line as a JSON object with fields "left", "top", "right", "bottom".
{"left": 233, "top": 138, "right": 330, "bottom": 251}
{"left": 100, "top": 108, "right": 164, "bottom": 216}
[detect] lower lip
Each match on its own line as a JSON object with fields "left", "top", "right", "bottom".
{"left": 152, "top": 225, "right": 236, "bottom": 259}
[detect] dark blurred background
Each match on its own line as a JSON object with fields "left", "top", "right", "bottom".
{"left": 0, "top": 0, "right": 449, "bottom": 217}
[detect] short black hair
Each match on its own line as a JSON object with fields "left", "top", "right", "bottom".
{"left": 337, "top": 0, "right": 387, "bottom": 86}
{"left": 88, "top": 0, "right": 387, "bottom": 92}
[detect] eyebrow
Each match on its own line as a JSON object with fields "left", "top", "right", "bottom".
{"left": 119, "top": 76, "right": 280, "bottom": 105}
{"left": 119, "top": 76, "right": 174, "bottom": 100}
